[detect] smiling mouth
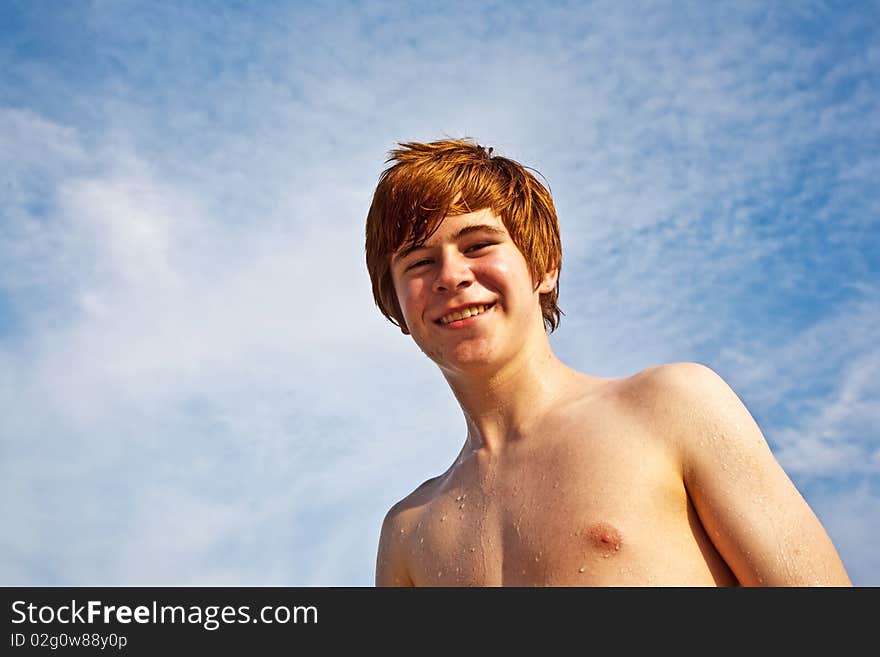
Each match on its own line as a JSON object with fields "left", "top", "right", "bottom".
{"left": 436, "top": 302, "right": 496, "bottom": 325}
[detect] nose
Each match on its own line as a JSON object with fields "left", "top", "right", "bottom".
{"left": 431, "top": 249, "right": 473, "bottom": 293}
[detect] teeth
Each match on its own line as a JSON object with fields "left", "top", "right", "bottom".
{"left": 440, "top": 304, "right": 491, "bottom": 324}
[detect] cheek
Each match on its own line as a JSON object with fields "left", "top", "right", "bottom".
{"left": 395, "top": 278, "right": 428, "bottom": 316}
{"left": 481, "top": 253, "right": 529, "bottom": 289}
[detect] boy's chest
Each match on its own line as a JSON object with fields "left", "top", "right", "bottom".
{"left": 405, "top": 435, "right": 683, "bottom": 586}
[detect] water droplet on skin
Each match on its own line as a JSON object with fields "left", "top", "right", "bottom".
{"left": 470, "top": 547, "right": 476, "bottom": 552}
{"left": 455, "top": 495, "right": 462, "bottom": 502}
{"left": 441, "top": 515, "right": 446, "bottom": 522}
{"left": 459, "top": 503, "right": 465, "bottom": 509}
{"left": 437, "top": 571, "right": 442, "bottom": 578}
{"left": 420, "top": 537, "right": 424, "bottom": 544}
{"left": 579, "top": 567, "right": 585, "bottom": 573}
{"left": 399, "top": 529, "right": 405, "bottom": 534}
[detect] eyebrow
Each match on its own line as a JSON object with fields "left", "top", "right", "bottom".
{"left": 392, "top": 224, "right": 507, "bottom": 263}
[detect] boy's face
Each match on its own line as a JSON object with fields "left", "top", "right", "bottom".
{"left": 389, "top": 208, "right": 557, "bottom": 374}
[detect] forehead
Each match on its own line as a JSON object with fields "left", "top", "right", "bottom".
{"left": 391, "top": 209, "right": 507, "bottom": 262}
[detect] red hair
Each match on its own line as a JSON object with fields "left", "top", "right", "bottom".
{"left": 365, "top": 139, "right": 563, "bottom": 333}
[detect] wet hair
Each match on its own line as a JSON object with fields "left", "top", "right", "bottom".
{"left": 364, "top": 138, "right": 563, "bottom": 333}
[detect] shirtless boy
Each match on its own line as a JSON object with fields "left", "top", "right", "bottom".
{"left": 365, "top": 139, "right": 851, "bottom": 586}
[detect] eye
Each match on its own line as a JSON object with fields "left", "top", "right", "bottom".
{"left": 407, "top": 259, "right": 432, "bottom": 270}
{"left": 467, "top": 242, "right": 494, "bottom": 252}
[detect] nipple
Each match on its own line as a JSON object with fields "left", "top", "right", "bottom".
{"left": 587, "top": 522, "right": 622, "bottom": 553}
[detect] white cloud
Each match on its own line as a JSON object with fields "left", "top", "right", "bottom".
{"left": 772, "top": 339, "right": 880, "bottom": 478}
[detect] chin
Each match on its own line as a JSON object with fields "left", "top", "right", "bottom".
{"left": 443, "top": 346, "right": 500, "bottom": 369}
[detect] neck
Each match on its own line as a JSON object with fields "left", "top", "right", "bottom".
{"left": 440, "top": 339, "right": 583, "bottom": 458}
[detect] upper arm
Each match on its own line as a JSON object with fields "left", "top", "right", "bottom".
{"left": 375, "top": 504, "right": 414, "bottom": 587}
{"left": 653, "top": 362, "right": 851, "bottom": 586}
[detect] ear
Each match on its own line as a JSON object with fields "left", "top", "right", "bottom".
{"left": 536, "top": 267, "right": 559, "bottom": 294}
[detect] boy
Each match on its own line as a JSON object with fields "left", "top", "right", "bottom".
{"left": 365, "top": 139, "right": 851, "bottom": 586}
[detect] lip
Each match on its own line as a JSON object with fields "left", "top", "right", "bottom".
{"left": 435, "top": 302, "right": 496, "bottom": 328}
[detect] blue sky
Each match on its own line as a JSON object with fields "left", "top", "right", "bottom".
{"left": 1, "top": 0, "right": 878, "bottom": 586}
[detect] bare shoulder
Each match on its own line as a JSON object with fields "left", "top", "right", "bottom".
{"left": 383, "top": 475, "right": 442, "bottom": 525}
{"left": 618, "top": 361, "right": 851, "bottom": 585}
{"left": 621, "top": 357, "right": 808, "bottom": 477}
{"left": 375, "top": 476, "right": 442, "bottom": 587}
{"left": 613, "top": 361, "right": 743, "bottom": 448}
{"left": 617, "top": 360, "right": 729, "bottom": 402}
{"left": 609, "top": 360, "right": 777, "bottom": 483}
